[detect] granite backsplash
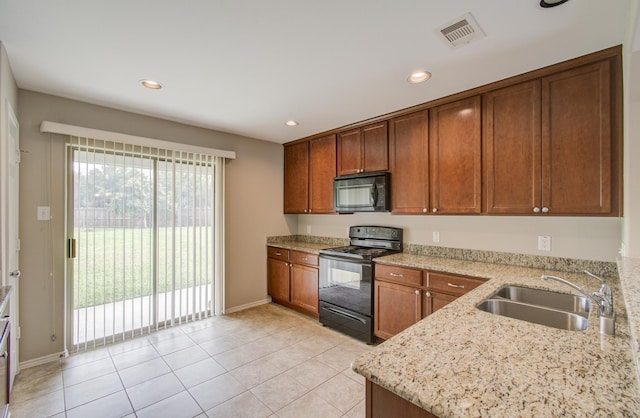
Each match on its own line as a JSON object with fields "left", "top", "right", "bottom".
{"left": 267, "top": 235, "right": 617, "bottom": 277}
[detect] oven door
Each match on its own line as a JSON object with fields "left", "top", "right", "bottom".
{"left": 318, "top": 254, "right": 372, "bottom": 316}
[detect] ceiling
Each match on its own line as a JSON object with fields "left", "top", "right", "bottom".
{"left": 0, "top": 0, "right": 636, "bottom": 144}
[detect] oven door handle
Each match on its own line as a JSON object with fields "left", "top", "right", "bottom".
{"left": 322, "top": 305, "right": 367, "bottom": 324}
{"left": 319, "top": 254, "right": 369, "bottom": 265}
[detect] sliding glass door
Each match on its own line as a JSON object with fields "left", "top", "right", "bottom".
{"left": 68, "top": 138, "right": 218, "bottom": 350}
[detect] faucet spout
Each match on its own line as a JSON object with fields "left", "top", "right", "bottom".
{"left": 540, "top": 272, "right": 615, "bottom": 336}
{"left": 540, "top": 274, "right": 591, "bottom": 299}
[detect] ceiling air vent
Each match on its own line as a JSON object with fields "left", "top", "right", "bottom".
{"left": 437, "top": 12, "right": 485, "bottom": 49}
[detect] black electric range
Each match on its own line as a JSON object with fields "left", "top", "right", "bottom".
{"left": 318, "top": 226, "right": 403, "bottom": 344}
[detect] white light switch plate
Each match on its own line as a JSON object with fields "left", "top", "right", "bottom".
{"left": 37, "top": 206, "right": 50, "bottom": 221}
{"left": 432, "top": 231, "right": 440, "bottom": 243}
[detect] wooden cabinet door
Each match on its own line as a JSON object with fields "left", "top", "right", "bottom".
{"left": 541, "top": 61, "right": 612, "bottom": 214}
{"left": 267, "top": 258, "right": 290, "bottom": 304}
{"left": 290, "top": 264, "right": 319, "bottom": 315}
{"left": 337, "top": 128, "right": 362, "bottom": 176}
{"left": 429, "top": 96, "right": 481, "bottom": 214}
{"left": 367, "top": 381, "right": 437, "bottom": 418}
{"left": 389, "top": 111, "right": 429, "bottom": 214}
{"left": 484, "top": 80, "right": 542, "bottom": 214}
{"left": 309, "top": 134, "right": 336, "bottom": 214}
{"left": 424, "top": 291, "right": 457, "bottom": 317}
{"left": 283, "top": 141, "right": 309, "bottom": 213}
{"left": 338, "top": 122, "right": 388, "bottom": 175}
{"left": 374, "top": 280, "right": 422, "bottom": 340}
{"left": 362, "top": 121, "right": 388, "bottom": 173}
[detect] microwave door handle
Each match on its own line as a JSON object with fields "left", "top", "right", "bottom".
{"left": 370, "top": 184, "right": 378, "bottom": 205}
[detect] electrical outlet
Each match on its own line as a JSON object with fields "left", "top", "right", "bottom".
{"left": 432, "top": 231, "right": 440, "bottom": 243}
{"left": 306, "top": 225, "right": 311, "bottom": 234}
{"left": 538, "top": 235, "right": 551, "bottom": 251}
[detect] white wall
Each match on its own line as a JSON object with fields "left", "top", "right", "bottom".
{"left": 623, "top": 50, "right": 640, "bottom": 258}
{"left": 622, "top": 0, "right": 640, "bottom": 257}
{"left": 622, "top": 0, "right": 640, "bottom": 258}
{"left": 299, "top": 214, "right": 622, "bottom": 262}
{"left": 17, "top": 90, "right": 294, "bottom": 362}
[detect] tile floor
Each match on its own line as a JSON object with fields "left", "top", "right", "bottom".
{"left": 9, "top": 303, "right": 373, "bottom": 418}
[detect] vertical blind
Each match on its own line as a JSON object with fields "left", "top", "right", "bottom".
{"left": 68, "top": 136, "right": 224, "bottom": 351}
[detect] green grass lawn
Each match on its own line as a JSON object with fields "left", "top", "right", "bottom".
{"left": 73, "top": 226, "right": 214, "bottom": 308}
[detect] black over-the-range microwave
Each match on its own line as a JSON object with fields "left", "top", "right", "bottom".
{"left": 333, "top": 172, "right": 390, "bottom": 213}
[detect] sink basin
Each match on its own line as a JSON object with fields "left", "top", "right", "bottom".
{"left": 494, "top": 285, "right": 590, "bottom": 318}
{"left": 476, "top": 285, "right": 591, "bottom": 331}
{"left": 477, "top": 299, "right": 589, "bottom": 331}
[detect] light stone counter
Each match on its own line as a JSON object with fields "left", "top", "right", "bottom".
{"left": 266, "top": 241, "right": 328, "bottom": 254}
{"left": 266, "top": 236, "right": 348, "bottom": 254}
{"left": 617, "top": 256, "right": 640, "bottom": 384}
{"left": 353, "top": 254, "right": 640, "bottom": 417}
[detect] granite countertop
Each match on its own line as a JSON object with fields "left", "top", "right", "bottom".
{"left": 353, "top": 254, "right": 640, "bottom": 417}
{"left": 266, "top": 240, "right": 328, "bottom": 254}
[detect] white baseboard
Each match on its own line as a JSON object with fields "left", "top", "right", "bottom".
{"left": 19, "top": 351, "right": 65, "bottom": 371}
{"left": 225, "top": 298, "right": 271, "bottom": 314}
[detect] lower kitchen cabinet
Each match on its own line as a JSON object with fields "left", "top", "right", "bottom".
{"left": 267, "top": 246, "right": 319, "bottom": 318}
{"left": 374, "top": 263, "right": 486, "bottom": 340}
{"left": 374, "top": 280, "right": 422, "bottom": 340}
{"left": 425, "top": 271, "right": 486, "bottom": 315}
{"left": 366, "top": 380, "right": 436, "bottom": 418}
{"left": 424, "top": 291, "right": 456, "bottom": 317}
{"left": 290, "top": 264, "right": 319, "bottom": 314}
{"left": 373, "top": 264, "right": 424, "bottom": 340}
{"left": 267, "top": 248, "right": 290, "bottom": 304}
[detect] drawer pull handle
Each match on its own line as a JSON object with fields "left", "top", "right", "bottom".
{"left": 275, "top": 252, "right": 281, "bottom": 256}
{"left": 447, "top": 282, "right": 465, "bottom": 289}
{"left": 389, "top": 273, "right": 404, "bottom": 277}
{"left": 301, "top": 257, "right": 308, "bottom": 261}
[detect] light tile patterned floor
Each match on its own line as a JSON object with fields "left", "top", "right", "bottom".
{"left": 10, "top": 303, "right": 372, "bottom": 418}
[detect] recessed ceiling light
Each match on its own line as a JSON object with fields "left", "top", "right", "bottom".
{"left": 285, "top": 120, "right": 299, "bottom": 127}
{"left": 140, "top": 79, "right": 163, "bottom": 90}
{"left": 539, "top": 0, "right": 570, "bottom": 8}
{"left": 408, "top": 71, "right": 431, "bottom": 84}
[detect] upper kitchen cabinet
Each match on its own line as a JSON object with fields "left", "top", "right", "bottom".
{"left": 485, "top": 58, "right": 620, "bottom": 216}
{"left": 429, "top": 96, "right": 481, "bottom": 214}
{"left": 283, "top": 141, "right": 310, "bottom": 213}
{"left": 309, "top": 134, "right": 337, "bottom": 213}
{"left": 337, "top": 121, "right": 388, "bottom": 176}
{"left": 541, "top": 60, "right": 616, "bottom": 215}
{"left": 389, "top": 111, "right": 430, "bottom": 214}
{"left": 284, "top": 135, "right": 337, "bottom": 214}
{"left": 484, "top": 80, "right": 542, "bottom": 214}
{"left": 389, "top": 98, "right": 481, "bottom": 215}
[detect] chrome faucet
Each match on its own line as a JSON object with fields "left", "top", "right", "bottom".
{"left": 541, "top": 270, "right": 615, "bottom": 336}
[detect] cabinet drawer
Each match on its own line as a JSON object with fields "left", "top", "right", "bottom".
{"left": 291, "top": 251, "right": 318, "bottom": 267}
{"left": 427, "top": 272, "right": 485, "bottom": 296}
{"left": 267, "top": 247, "right": 290, "bottom": 261}
{"left": 375, "top": 264, "right": 423, "bottom": 287}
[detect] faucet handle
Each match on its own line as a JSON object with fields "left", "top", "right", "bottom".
{"left": 584, "top": 270, "right": 611, "bottom": 296}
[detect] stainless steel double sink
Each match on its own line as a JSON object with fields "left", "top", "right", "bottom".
{"left": 477, "top": 285, "right": 591, "bottom": 331}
